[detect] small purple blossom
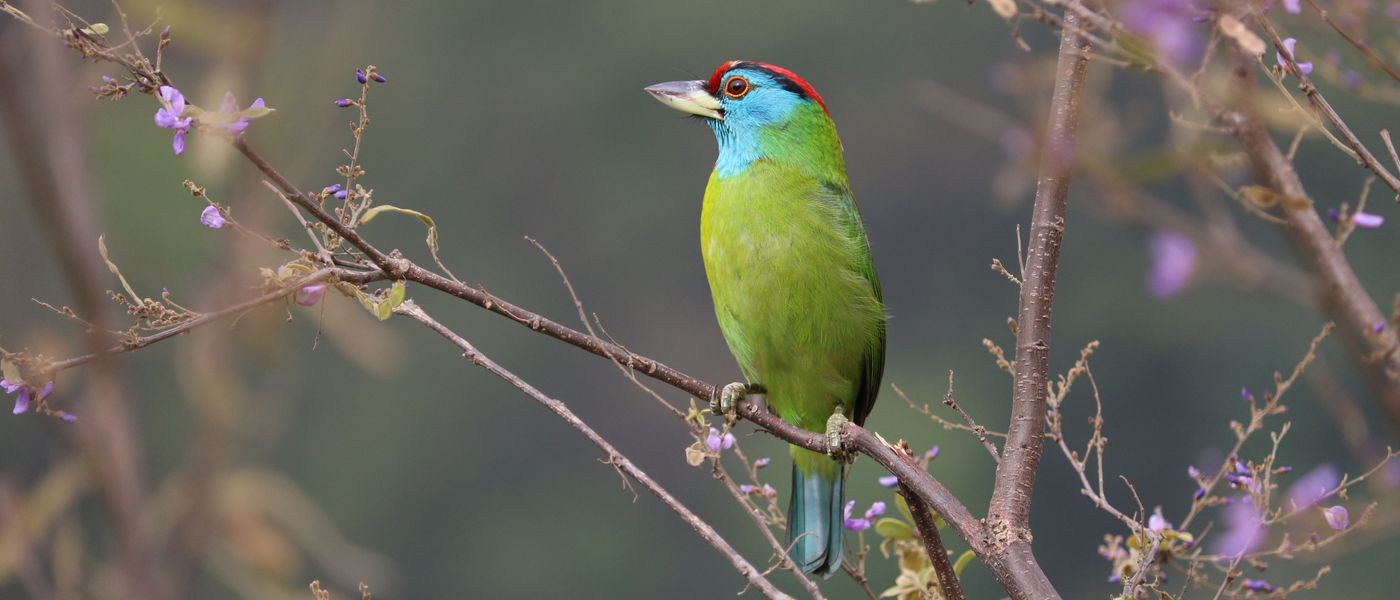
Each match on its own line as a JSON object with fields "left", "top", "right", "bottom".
{"left": 101, "top": 75, "right": 116, "bottom": 84}
{"left": 370, "top": 71, "right": 387, "bottom": 83}
{"left": 843, "top": 501, "right": 871, "bottom": 531}
{"left": 753, "top": 457, "right": 770, "bottom": 469}
{"left": 356, "top": 69, "right": 368, "bottom": 84}
{"left": 200, "top": 206, "right": 226, "bottom": 229}
{"left": 1212, "top": 501, "right": 1266, "bottom": 556}
{"left": 1322, "top": 505, "right": 1349, "bottom": 530}
{"left": 154, "top": 85, "right": 192, "bottom": 155}
{"left": 57, "top": 411, "right": 77, "bottom": 423}
{"left": 1121, "top": 0, "right": 1204, "bottom": 68}
{"left": 760, "top": 484, "right": 777, "bottom": 498}
{"left": 925, "top": 446, "right": 940, "bottom": 460}
{"left": 1276, "top": 38, "right": 1314, "bottom": 77}
{"left": 1373, "top": 321, "right": 1386, "bottom": 333}
{"left": 739, "top": 484, "right": 757, "bottom": 495}
{"left": 1288, "top": 464, "right": 1339, "bottom": 509}
{"left": 1188, "top": 465, "right": 1202, "bottom": 479}
{"left": 1147, "top": 231, "right": 1197, "bottom": 299}
{"left": 1352, "top": 211, "right": 1385, "bottom": 229}
{"left": 1148, "top": 511, "right": 1172, "bottom": 532}
{"left": 878, "top": 475, "right": 900, "bottom": 488}
{"left": 334, "top": 98, "right": 355, "bottom": 108}
{"left": 3, "top": 378, "right": 52, "bottom": 416}
{"left": 1241, "top": 387, "right": 1254, "bottom": 403}
{"left": 1344, "top": 70, "right": 1363, "bottom": 92}
{"left": 1241, "top": 579, "right": 1275, "bottom": 593}
{"left": 1194, "top": 487, "right": 1207, "bottom": 500}
{"left": 704, "top": 427, "right": 736, "bottom": 452}
{"left": 1282, "top": 0, "right": 1300, "bottom": 13}
{"left": 296, "top": 284, "right": 327, "bottom": 307}
{"left": 842, "top": 500, "right": 886, "bottom": 531}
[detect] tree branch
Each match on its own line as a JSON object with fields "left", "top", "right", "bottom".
{"left": 900, "top": 483, "right": 964, "bottom": 600}
{"left": 1226, "top": 47, "right": 1400, "bottom": 435}
{"left": 391, "top": 300, "right": 793, "bottom": 600}
{"left": 983, "top": 7, "right": 1092, "bottom": 599}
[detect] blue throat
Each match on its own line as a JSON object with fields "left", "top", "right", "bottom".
{"left": 705, "top": 68, "right": 808, "bottom": 178}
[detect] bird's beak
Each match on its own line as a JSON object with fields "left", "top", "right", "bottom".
{"left": 645, "top": 80, "right": 723, "bottom": 120}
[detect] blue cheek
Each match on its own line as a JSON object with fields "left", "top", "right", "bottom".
{"left": 708, "top": 88, "right": 803, "bottom": 178}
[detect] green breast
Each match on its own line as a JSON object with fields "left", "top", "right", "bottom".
{"left": 700, "top": 161, "right": 885, "bottom": 431}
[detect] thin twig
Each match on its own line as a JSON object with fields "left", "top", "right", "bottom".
{"left": 942, "top": 371, "right": 1000, "bottom": 462}
{"left": 900, "top": 483, "right": 965, "bottom": 600}
{"left": 392, "top": 300, "right": 793, "bottom": 600}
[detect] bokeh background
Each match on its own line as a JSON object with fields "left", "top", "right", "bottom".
{"left": 2, "top": 0, "right": 1399, "bottom": 598}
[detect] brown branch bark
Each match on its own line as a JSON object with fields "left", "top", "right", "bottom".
{"left": 900, "top": 483, "right": 964, "bottom": 600}
{"left": 982, "top": 7, "right": 1092, "bottom": 600}
{"left": 392, "top": 300, "right": 793, "bottom": 600}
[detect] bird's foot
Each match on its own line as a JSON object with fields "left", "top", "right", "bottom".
{"left": 826, "top": 407, "right": 851, "bottom": 462}
{"left": 712, "top": 382, "right": 748, "bottom": 423}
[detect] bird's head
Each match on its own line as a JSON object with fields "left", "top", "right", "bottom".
{"left": 645, "top": 60, "right": 828, "bottom": 127}
{"left": 646, "top": 61, "right": 839, "bottom": 177}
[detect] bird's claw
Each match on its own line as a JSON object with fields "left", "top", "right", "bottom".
{"left": 712, "top": 382, "right": 748, "bottom": 423}
{"left": 826, "top": 407, "right": 851, "bottom": 462}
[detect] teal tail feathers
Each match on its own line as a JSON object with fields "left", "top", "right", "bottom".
{"left": 787, "top": 449, "right": 844, "bottom": 577}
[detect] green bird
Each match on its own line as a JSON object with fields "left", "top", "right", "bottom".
{"left": 646, "top": 61, "right": 886, "bottom": 576}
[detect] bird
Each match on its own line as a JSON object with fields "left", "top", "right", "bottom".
{"left": 645, "top": 61, "right": 886, "bottom": 576}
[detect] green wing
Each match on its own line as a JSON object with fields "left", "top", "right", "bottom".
{"left": 819, "top": 181, "right": 886, "bottom": 426}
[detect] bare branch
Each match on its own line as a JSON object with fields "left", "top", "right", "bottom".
{"left": 391, "top": 300, "right": 793, "bottom": 600}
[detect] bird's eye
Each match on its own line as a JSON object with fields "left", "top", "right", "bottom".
{"left": 724, "top": 76, "right": 750, "bottom": 99}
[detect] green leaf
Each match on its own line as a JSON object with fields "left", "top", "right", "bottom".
{"left": 1, "top": 359, "right": 21, "bottom": 386}
{"left": 873, "top": 517, "right": 914, "bottom": 541}
{"left": 98, "top": 236, "right": 143, "bottom": 303}
{"left": 358, "top": 205, "right": 459, "bottom": 281}
{"left": 952, "top": 549, "right": 975, "bottom": 576}
{"left": 895, "top": 492, "right": 915, "bottom": 523}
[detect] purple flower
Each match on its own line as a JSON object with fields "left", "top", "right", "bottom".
{"left": 1352, "top": 211, "right": 1385, "bottom": 228}
{"left": 370, "top": 71, "right": 387, "bottom": 83}
{"left": 753, "top": 457, "right": 770, "bottom": 469}
{"left": 1147, "top": 231, "right": 1197, "bottom": 299}
{"left": 760, "top": 484, "right": 776, "bottom": 498}
{"left": 1212, "top": 501, "right": 1266, "bottom": 556}
{"left": 57, "top": 411, "right": 77, "bottom": 423}
{"left": 296, "top": 284, "right": 327, "bottom": 307}
{"left": 1282, "top": 0, "right": 1300, "bottom": 13}
{"left": 925, "top": 446, "right": 940, "bottom": 460}
{"left": 704, "top": 427, "right": 736, "bottom": 452}
{"left": 3, "top": 378, "right": 52, "bottom": 415}
{"left": 878, "top": 475, "right": 899, "bottom": 488}
{"left": 101, "top": 75, "right": 116, "bottom": 84}
{"left": 843, "top": 500, "right": 871, "bottom": 531}
{"left": 843, "top": 500, "right": 885, "bottom": 531}
{"left": 1322, "top": 505, "right": 1349, "bottom": 530}
{"left": 1276, "top": 38, "right": 1314, "bottom": 77}
{"left": 1121, "top": 0, "right": 1204, "bottom": 68}
{"left": 356, "top": 69, "right": 368, "bottom": 84}
{"left": 154, "top": 85, "right": 192, "bottom": 155}
{"left": 1241, "top": 387, "right": 1254, "bottom": 402}
{"left": 1148, "top": 511, "right": 1172, "bottom": 532}
{"left": 1188, "top": 465, "right": 1202, "bottom": 479}
{"left": 1241, "top": 579, "right": 1274, "bottom": 593}
{"left": 1373, "top": 322, "right": 1386, "bottom": 334}
{"left": 1344, "top": 70, "right": 1363, "bottom": 91}
{"left": 334, "top": 98, "right": 355, "bottom": 108}
{"left": 1288, "top": 464, "right": 1339, "bottom": 509}
{"left": 864, "top": 501, "right": 886, "bottom": 520}
{"left": 200, "top": 206, "right": 225, "bottom": 229}
{"left": 739, "top": 484, "right": 757, "bottom": 495}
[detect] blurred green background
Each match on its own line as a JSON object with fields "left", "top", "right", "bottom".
{"left": 2, "top": 0, "right": 1399, "bottom": 598}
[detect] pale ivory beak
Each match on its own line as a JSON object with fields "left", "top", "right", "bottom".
{"left": 645, "top": 80, "right": 723, "bottom": 120}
